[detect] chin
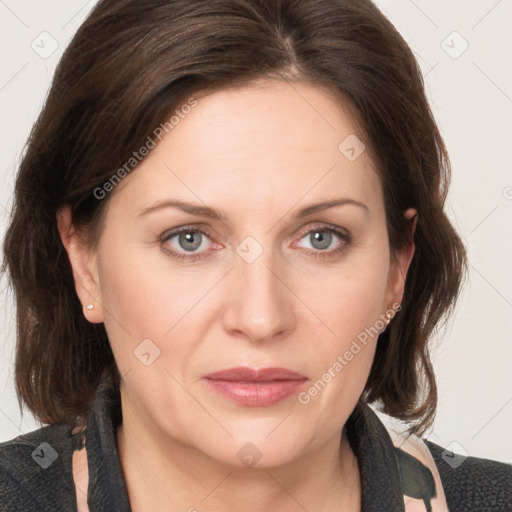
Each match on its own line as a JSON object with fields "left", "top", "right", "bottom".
{"left": 191, "top": 420, "right": 315, "bottom": 470}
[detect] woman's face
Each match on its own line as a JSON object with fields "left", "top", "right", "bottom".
{"left": 70, "top": 79, "right": 413, "bottom": 468}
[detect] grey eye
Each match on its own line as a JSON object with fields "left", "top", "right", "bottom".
{"left": 177, "top": 231, "right": 203, "bottom": 251}
{"left": 308, "top": 230, "right": 333, "bottom": 250}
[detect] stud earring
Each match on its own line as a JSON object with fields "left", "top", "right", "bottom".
{"left": 86, "top": 304, "right": 94, "bottom": 310}
{"left": 384, "top": 305, "right": 394, "bottom": 325}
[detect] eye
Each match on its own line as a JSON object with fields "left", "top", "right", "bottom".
{"left": 294, "top": 224, "right": 351, "bottom": 258}
{"left": 160, "top": 223, "right": 351, "bottom": 262}
{"left": 160, "top": 226, "right": 214, "bottom": 261}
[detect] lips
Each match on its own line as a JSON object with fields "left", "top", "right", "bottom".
{"left": 203, "top": 367, "right": 307, "bottom": 382}
{"left": 202, "top": 367, "right": 308, "bottom": 407}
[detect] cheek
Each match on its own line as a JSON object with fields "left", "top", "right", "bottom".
{"left": 294, "top": 248, "right": 390, "bottom": 407}
{"left": 97, "top": 244, "right": 216, "bottom": 376}
{"left": 96, "top": 246, "right": 168, "bottom": 366}
{"left": 301, "top": 249, "right": 391, "bottom": 341}
{"left": 99, "top": 240, "right": 198, "bottom": 331}
{"left": 99, "top": 258, "right": 164, "bottom": 332}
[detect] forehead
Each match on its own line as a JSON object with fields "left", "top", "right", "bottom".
{"left": 110, "top": 79, "right": 381, "bottom": 217}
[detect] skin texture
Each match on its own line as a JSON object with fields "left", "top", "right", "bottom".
{"left": 58, "top": 79, "right": 416, "bottom": 511}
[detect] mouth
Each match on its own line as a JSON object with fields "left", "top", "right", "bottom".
{"left": 201, "top": 367, "right": 308, "bottom": 407}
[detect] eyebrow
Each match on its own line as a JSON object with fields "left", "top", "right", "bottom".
{"left": 136, "top": 197, "right": 369, "bottom": 221}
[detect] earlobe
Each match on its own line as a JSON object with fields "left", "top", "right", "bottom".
{"left": 57, "top": 205, "right": 104, "bottom": 323}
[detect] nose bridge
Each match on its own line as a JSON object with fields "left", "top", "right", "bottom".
{"left": 224, "top": 238, "right": 295, "bottom": 342}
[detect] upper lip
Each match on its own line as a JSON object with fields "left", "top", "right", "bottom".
{"left": 202, "top": 367, "right": 307, "bottom": 382}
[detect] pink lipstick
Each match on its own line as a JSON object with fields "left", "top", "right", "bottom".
{"left": 202, "top": 367, "right": 308, "bottom": 407}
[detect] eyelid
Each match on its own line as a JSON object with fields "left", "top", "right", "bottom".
{"left": 160, "top": 224, "right": 213, "bottom": 242}
{"left": 295, "top": 222, "right": 350, "bottom": 240}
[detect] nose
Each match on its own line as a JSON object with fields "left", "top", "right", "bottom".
{"left": 221, "top": 249, "right": 296, "bottom": 344}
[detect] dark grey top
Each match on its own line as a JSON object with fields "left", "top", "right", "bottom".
{"left": 1, "top": 379, "right": 511, "bottom": 511}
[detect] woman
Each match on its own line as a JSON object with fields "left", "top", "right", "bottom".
{"left": 1, "top": 0, "right": 510, "bottom": 511}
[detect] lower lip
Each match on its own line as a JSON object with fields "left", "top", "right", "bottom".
{"left": 203, "top": 379, "right": 308, "bottom": 407}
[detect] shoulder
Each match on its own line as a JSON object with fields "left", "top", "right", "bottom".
{"left": 0, "top": 424, "right": 78, "bottom": 512}
{"left": 426, "top": 439, "right": 512, "bottom": 511}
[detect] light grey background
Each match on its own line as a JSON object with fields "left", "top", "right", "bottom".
{"left": 1, "top": 1, "right": 511, "bottom": 462}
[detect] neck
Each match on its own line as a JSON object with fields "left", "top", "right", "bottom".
{"left": 116, "top": 394, "right": 361, "bottom": 512}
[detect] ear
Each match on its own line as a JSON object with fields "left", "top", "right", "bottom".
{"left": 386, "top": 208, "right": 417, "bottom": 307}
{"left": 57, "top": 205, "right": 104, "bottom": 323}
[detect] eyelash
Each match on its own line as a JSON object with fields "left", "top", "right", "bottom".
{"left": 160, "top": 224, "right": 352, "bottom": 262}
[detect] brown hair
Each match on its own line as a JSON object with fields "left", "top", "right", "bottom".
{"left": 2, "top": 0, "right": 466, "bottom": 434}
